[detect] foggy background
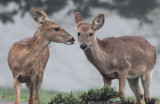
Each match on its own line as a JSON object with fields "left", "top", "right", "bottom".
{"left": 0, "top": 0, "right": 160, "bottom": 97}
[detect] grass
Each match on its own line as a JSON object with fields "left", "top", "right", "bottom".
{"left": 0, "top": 87, "right": 59, "bottom": 103}
{"left": 0, "top": 87, "right": 82, "bottom": 103}
{"left": 0, "top": 87, "right": 159, "bottom": 104}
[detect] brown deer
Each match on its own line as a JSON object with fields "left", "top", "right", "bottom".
{"left": 74, "top": 12, "right": 156, "bottom": 104}
{"left": 8, "top": 8, "right": 75, "bottom": 104}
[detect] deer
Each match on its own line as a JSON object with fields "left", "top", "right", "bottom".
{"left": 8, "top": 8, "right": 75, "bottom": 104}
{"left": 74, "top": 12, "right": 156, "bottom": 104}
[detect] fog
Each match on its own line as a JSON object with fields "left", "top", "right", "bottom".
{"left": 0, "top": 1, "right": 160, "bottom": 97}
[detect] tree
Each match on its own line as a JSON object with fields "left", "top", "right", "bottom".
{"left": 0, "top": 0, "right": 158, "bottom": 24}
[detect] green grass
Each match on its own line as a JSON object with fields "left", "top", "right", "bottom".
{"left": 0, "top": 87, "right": 159, "bottom": 104}
{"left": 0, "top": 87, "right": 82, "bottom": 103}
{"left": 0, "top": 87, "right": 61, "bottom": 103}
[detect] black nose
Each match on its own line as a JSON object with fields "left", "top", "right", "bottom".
{"left": 71, "top": 37, "right": 75, "bottom": 42}
{"left": 80, "top": 42, "right": 87, "bottom": 50}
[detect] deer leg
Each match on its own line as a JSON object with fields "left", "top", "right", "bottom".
{"left": 128, "top": 78, "right": 143, "bottom": 104}
{"left": 141, "top": 72, "right": 151, "bottom": 103}
{"left": 28, "top": 75, "right": 36, "bottom": 104}
{"left": 35, "top": 73, "right": 44, "bottom": 104}
{"left": 14, "top": 76, "right": 21, "bottom": 104}
{"left": 103, "top": 77, "right": 112, "bottom": 86}
{"left": 118, "top": 72, "right": 127, "bottom": 102}
{"left": 25, "top": 82, "right": 30, "bottom": 89}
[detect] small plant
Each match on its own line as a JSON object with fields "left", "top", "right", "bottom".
{"left": 122, "top": 99, "right": 135, "bottom": 104}
{"left": 49, "top": 92, "right": 79, "bottom": 104}
{"left": 100, "top": 85, "right": 119, "bottom": 101}
{"left": 49, "top": 93, "right": 64, "bottom": 104}
{"left": 63, "top": 92, "right": 79, "bottom": 104}
{"left": 79, "top": 89, "right": 100, "bottom": 103}
{"left": 79, "top": 85, "right": 119, "bottom": 103}
{"left": 146, "top": 98, "right": 158, "bottom": 104}
{"left": 48, "top": 86, "right": 159, "bottom": 104}
{"left": 80, "top": 86, "right": 119, "bottom": 104}
{"left": 49, "top": 86, "right": 119, "bottom": 104}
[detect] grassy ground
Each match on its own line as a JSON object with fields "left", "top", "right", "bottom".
{"left": 0, "top": 87, "right": 159, "bottom": 104}
{"left": 0, "top": 87, "right": 83, "bottom": 103}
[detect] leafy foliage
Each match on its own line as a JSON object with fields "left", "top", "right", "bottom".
{"left": 49, "top": 85, "right": 120, "bottom": 104}
{"left": 122, "top": 99, "right": 135, "bottom": 104}
{"left": 49, "top": 92, "right": 79, "bottom": 104}
{"left": 146, "top": 98, "right": 159, "bottom": 104}
{"left": 0, "top": 0, "right": 159, "bottom": 24}
{"left": 48, "top": 86, "right": 159, "bottom": 104}
{"left": 79, "top": 86, "right": 119, "bottom": 103}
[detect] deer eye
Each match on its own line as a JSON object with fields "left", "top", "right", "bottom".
{"left": 54, "top": 28, "right": 60, "bottom": 31}
{"left": 77, "top": 32, "right": 80, "bottom": 36}
{"left": 89, "top": 33, "right": 93, "bottom": 36}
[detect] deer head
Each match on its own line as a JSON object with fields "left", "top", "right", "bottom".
{"left": 32, "top": 8, "right": 75, "bottom": 45}
{"left": 74, "top": 12, "right": 105, "bottom": 49}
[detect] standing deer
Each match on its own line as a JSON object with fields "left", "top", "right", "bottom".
{"left": 74, "top": 12, "right": 156, "bottom": 104}
{"left": 8, "top": 8, "right": 75, "bottom": 104}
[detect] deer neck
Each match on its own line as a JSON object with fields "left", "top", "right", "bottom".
{"left": 84, "top": 36, "right": 107, "bottom": 65}
{"left": 29, "top": 35, "right": 50, "bottom": 60}
{"left": 22, "top": 31, "right": 50, "bottom": 69}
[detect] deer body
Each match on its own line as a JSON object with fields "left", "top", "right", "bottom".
{"left": 74, "top": 13, "right": 156, "bottom": 104}
{"left": 8, "top": 37, "right": 49, "bottom": 81}
{"left": 8, "top": 8, "right": 75, "bottom": 104}
{"left": 85, "top": 36, "right": 155, "bottom": 80}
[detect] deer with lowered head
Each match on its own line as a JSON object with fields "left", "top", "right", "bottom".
{"left": 8, "top": 8, "right": 75, "bottom": 104}
{"left": 74, "top": 12, "right": 156, "bottom": 104}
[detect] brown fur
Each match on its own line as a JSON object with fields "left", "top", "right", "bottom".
{"left": 8, "top": 8, "right": 74, "bottom": 104}
{"left": 75, "top": 12, "right": 156, "bottom": 104}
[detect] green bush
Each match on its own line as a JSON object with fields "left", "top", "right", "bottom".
{"left": 49, "top": 92, "right": 79, "bottom": 104}
{"left": 79, "top": 86, "right": 119, "bottom": 103}
{"left": 146, "top": 98, "right": 158, "bottom": 104}
{"left": 122, "top": 99, "right": 135, "bottom": 104}
{"left": 49, "top": 86, "right": 119, "bottom": 104}
{"left": 48, "top": 87, "right": 160, "bottom": 104}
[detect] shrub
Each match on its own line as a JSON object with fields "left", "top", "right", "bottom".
{"left": 49, "top": 86, "right": 119, "bottom": 104}
{"left": 49, "top": 92, "right": 79, "bottom": 104}
{"left": 146, "top": 98, "right": 158, "bottom": 104}
{"left": 122, "top": 99, "right": 135, "bottom": 104}
{"left": 79, "top": 86, "right": 119, "bottom": 103}
{"left": 48, "top": 86, "right": 159, "bottom": 104}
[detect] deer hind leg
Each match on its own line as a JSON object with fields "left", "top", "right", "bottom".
{"left": 35, "top": 73, "right": 44, "bottom": 104}
{"left": 14, "top": 76, "right": 21, "bottom": 104}
{"left": 28, "top": 75, "right": 36, "bottom": 104}
{"left": 141, "top": 72, "right": 151, "bottom": 103}
{"left": 127, "top": 78, "right": 143, "bottom": 104}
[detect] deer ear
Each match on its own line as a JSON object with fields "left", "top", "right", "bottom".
{"left": 74, "top": 12, "right": 84, "bottom": 26}
{"left": 92, "top": 13, "right": 105, "bottom": 31}
{"left": 32, "top": 8, "right": 48, "bottom": 24}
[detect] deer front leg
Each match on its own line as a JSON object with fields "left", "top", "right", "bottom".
{"left": 14, "top": 76, "right": 21, "bottom": 104}
{"left": 118, "top": 71, "right": 127, "bottom": 102}
{"left": 35, "top": 72, "right": 44, "bottom": 104}
{"left": 29, "top": 75, "right": 36, "bottom": 104}
{"left": 103, "top": 77, "right": 112, "bottom": 86}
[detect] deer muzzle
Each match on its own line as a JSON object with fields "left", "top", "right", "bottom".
{"left": 80, "top": 42, "right": 87, "bottom": 50}
{"left": 66, "top": 37, "right": 75, "bottom": 45}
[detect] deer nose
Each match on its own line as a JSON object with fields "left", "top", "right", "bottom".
{"left": 71, "top": 37, "right": 75, "bottom": 42}
{"left": 70, "top": 37, "right": 75, "bottom": 44}
{"left": 80, "top": 42, "right": 87, "bottom": 50}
